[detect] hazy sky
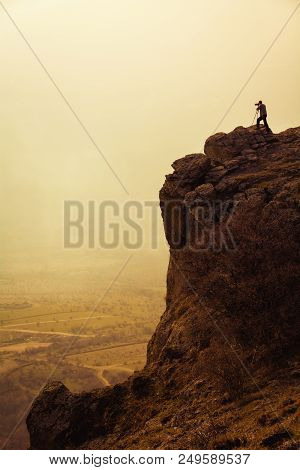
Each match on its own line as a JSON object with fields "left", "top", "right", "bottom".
{"left": 0, "top": 0, "right": 299, "bottom": 257}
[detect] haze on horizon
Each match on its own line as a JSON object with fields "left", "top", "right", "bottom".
{"left": 0, "top": 0, "right": 299, "bottom": 266}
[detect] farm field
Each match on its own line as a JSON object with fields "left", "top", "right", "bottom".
{"left": 0, "top": 250, "right": 167, "bottom": 449}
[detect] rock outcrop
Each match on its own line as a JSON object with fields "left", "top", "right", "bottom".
{"left": 27, "top": 126, "right": 300, "bottom": 450}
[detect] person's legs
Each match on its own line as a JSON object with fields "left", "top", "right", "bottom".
{"left": 256, "top": 116, "right": 263, "bottom": 129}
{"left": 263, "top": 116, "right": 271, "bottom": 132}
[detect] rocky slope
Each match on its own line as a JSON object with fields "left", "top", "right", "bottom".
{"left": 27, "top": 126, "right": 300, "bottom": 450}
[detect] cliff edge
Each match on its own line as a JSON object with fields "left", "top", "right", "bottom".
{"left": 27, "top": 126, "right": 300, "bottom": 450}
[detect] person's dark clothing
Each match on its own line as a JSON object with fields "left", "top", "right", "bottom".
{"left": 257, "top": 115, "right": 271, "bottom": 132}
{"left": 258, "top": 103, "right": 267, "bottom": 116}
{"left": 256, "top": 102, "right": 271, "bottom": 132}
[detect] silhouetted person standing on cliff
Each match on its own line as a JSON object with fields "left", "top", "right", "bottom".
{"left": 256, "top": 100, "right": 272, "bottom": 133}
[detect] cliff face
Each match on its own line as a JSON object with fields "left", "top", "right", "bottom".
{"left": 27, "top": 126, "right": 300, "bottom": 450}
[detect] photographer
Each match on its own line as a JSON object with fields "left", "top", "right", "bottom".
{"left": 256, "top": 100, "right": 272, "bottom": 133}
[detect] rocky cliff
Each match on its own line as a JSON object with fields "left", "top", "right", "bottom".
{"left": 27, "top": 126, "right": 300, "bottom": 450}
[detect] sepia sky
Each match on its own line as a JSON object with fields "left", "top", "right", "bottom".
{"left": 0, "top": 0, "right": 299, "bottom": 257}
